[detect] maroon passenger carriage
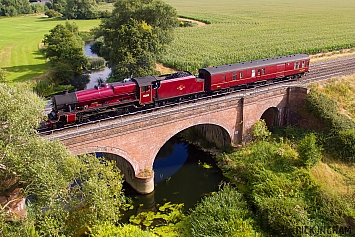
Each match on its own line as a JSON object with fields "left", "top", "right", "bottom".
{"left": 199, "top": 54, "right": 310, "bottom": 92}
{"left": 44, "top": 54, "right": 309, "bottom": 128}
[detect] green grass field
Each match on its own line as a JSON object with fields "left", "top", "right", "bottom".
{"left": 0, "top": 15, "right": 100, "bottom": 82}
{"left": 162, "top": 0, "right": 355, "bottom": 72}
{"left": 1, "top": 0, "right": 355, "bottom": 81}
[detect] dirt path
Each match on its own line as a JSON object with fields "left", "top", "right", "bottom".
{"left": 310, "top": 49, "right": 355, "bottom": 63}
{"left": 178, "top": 17, "right": 207, "bottom": 26}
{"left": 156, "top": 63, "right": 176, "bottom": 74}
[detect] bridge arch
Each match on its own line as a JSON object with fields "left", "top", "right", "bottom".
{"left": 149, "top": 120, "right": 233, "bottom": 169}
{"left": 260, "top": 107, "right": 280, "bottom": 128}
{"left": 71, "top": 146, "right": 139, "bottom": 175}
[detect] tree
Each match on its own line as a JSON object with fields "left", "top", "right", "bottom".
{"left": 64, "top": 0, "right": 99, "bottom": 19}
{"left": 95, "top": 0, "right": 178, "bottom": 81}
{"left": 43, "top": 22, "right": 88, "bottom": 84}
{"left": 0, "top": 0, "right": 32, "bottom": 16}
{"left": 51, "top": 0, "right": 66, "bottom": 15}
{"left": 0, "top": 83, "right": 126, "bottom": 236}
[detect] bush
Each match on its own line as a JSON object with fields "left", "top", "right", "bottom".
{"left": 88, "top": 57, "right": 105, "bottom": 70}
{"left": 297, "top": 133, "right": 323, "bottom": 168}
{"left": 306, "top": 90, "right": 355, "bottom": 161}
{"left": 184, "top": 186, "right": 259, "bottom": 237}
{"left": 31, "top": 3, "right": 46, "bottom": 13}
{"left": 90, "top": 222, "right": 156, "bottom": 237}
{"left": 33, "top": 78, "right": 55, "bottom": 97}
{"left": 251, "top": 119, "right": 271, "bottom": 141}
{"left": 52, "top": 62, "right": 74, "bottom": 84}
{"left": 0, "top": 69, "right": 9, "bottom": 82}
{"left": 44, "top": 9, "right": 61, "bottom": 18}
{"left": 334, "top": 129, "right": 355, "bottom": 162}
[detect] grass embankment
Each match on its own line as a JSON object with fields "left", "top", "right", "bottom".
{"left": 309, "top": 74, "right": 355, "bottom": 198}
{"left": 162, "top": 0, "right": 355, "bottom": 72}
{"left": 210, "top": 75, "right": 355, "bottom": 236}
{"left": 0, "top": 15, "right": 100, "bottom": 82}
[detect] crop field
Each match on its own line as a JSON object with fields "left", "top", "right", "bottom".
{"left": 0, "top": 15, "right": 100, "bottom": 82}
{"left": 161, "top": 0, "right": 355, "bottom": 72}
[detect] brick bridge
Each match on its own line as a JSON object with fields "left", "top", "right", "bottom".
{"left": 45, "top": 86, "right": 309, "bottom": 194}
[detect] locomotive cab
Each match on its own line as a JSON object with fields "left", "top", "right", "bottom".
{"left": 132, "top": 76, "right": 157, "bottom": 105}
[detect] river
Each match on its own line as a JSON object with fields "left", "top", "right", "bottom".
{"left": 83, "top": 42, "right": 111, "bottom": 89}
{"left": 122, "top": 136, "right": 224, "bottom": 221}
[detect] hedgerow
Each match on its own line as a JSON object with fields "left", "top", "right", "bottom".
{"left": 306, "top": 90, "right": 355, "bottom": 161}
{"left": 217, "top": 137, "right": 354, "bottom": 236}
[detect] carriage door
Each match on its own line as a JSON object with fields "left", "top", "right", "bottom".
{"left": 276, "top": 64, "right": 286, "bottom": 78}
{"left": 139, "top": 85, "right": 153, "bottom": 105}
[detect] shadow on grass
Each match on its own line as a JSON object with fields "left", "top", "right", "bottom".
{"left": 4, "top": 63, "right": 49, "bottom": 83}
{"left": 35, "top": 17, "right": 65, "bottom": 22}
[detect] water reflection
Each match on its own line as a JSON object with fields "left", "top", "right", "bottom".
{"left": 122, "top": 137, "right": 224, "bottom": 221}
{"left": 153, "top": 140, "right": 188, "bottom": 183}
{"left": 83, "top": 42, "right": 111, "bottom": 89}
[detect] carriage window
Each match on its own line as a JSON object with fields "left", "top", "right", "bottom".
{"left": 141, "top": 86, "right": 149, "bottom": 92}
{"left": 257, "top": 69, "right": 261, "bottom": 76}
{"left": 262, "top": 68, "right": 266, "bottom": 74}
{"left": 239, "top": 72, "right": 243, "bottom": 79}
{"left": 306, "top": 61, "right": 309, "bottom": 67}
{"left": 232, "top": 72, "right": 237, "bottom": 80}
{"left": 252, "top": 69, "right": 256, "bottom": 77}
{"left": 294, "top": 62, "right": 300, "bottom": 69}
{"left": 302, "top": 61, "right": 305, "bottom": 68}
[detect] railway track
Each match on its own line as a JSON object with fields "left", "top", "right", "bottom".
{"left": 302, "top": 56, "right": 355, "bottom": 84}
{"left": 40, "top": 56, "right": 355, "bottom": 136}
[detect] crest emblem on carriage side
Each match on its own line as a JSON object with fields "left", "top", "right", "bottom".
{"left": 177, "top": 85, "right": 185, "bottom": 90}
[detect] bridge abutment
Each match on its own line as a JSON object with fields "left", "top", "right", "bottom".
{"left": 129, "top": 171, "right": 155, "bottom": 194}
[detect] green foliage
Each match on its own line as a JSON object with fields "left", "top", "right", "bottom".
{"left": 0, "top": 84, "right": 127, "bottom": 236}
{"left": 335, "top": 129, "right": 355, "bottom": 162}
{"left": 33, "top": 78, "right": 55, "bottom": 97}
{"left": 96, "top": 0, "right": 178, "bottom": 80}
{"left": 129, "top": 202, "right": 185, "bottom": 230}
{"left": 31, "top": 3, "right": 47, "bottom": 13}
{"left": 0, "top": 0, "right": 31, "bottom": 16}
{"left": 88, "top": 57, "right": 106, "bottom": 70}
{"left": 51, "top": 0, "right": 101, "bottom": 19}
{"left": 217, "top": 139, "right": 354, "bottom": 236}
{"left": 64, "top": 0, "right": 100, "bottom": 19}
{"left": 251, "top": 119, "right": 271, "bottom": 141}
{"left": 43, "top": 22, "right": 88, "bottom": 84}
{"left": 90, "top": 222, "right": 156, "bottom": 237}
{"left": 179, "top": 20, "right": 197, "bottom": 27}
{"left": 184, "top": 186, "right": 260, "bottom": 237}
{"left": 297, "top": 133, "right": 323, "bottom": 168}
{"left": 0, "top": 69, "right": 8, "bottom": 82}
{"left": 44, "top": 9, "right": 61, "bottom": 18}
{"left": 306, "top": 90, "right": 355, "bottom": 161}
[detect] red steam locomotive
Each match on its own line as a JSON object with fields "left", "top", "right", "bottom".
{"left": 45, "top": 54, "right": 310, "bottom": 128}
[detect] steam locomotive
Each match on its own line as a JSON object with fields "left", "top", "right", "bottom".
{"left": 44, "top": 54, "right": 310, "bottom": 129}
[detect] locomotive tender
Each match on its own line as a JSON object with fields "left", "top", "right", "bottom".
{"left": 45, "top": 54, "right": 310, "bottom": 128}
